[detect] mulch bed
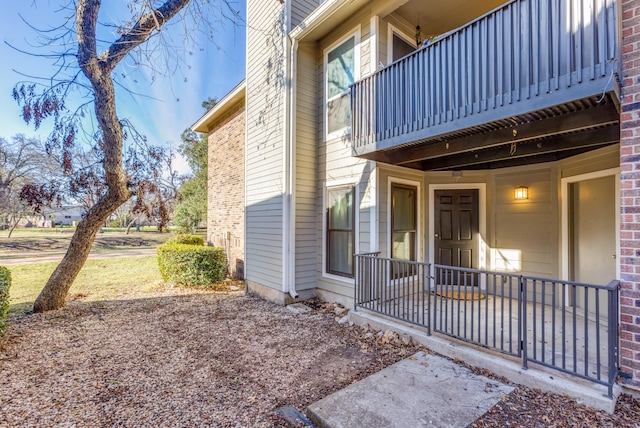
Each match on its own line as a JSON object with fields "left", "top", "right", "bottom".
{"left": 1, "top": 288, "right": 639, "bottom": 427}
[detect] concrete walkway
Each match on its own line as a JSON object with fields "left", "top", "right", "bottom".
{"left": 307, "top": 351, "right": 514, "bottom": 428}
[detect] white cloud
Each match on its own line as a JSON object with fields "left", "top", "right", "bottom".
{"left": 173, "top": 152, "right": 192, "bottom": 176}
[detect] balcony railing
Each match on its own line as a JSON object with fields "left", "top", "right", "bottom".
{"left": 354, "top": 253, "right": 620, "bottom": 397}
{"left": 351, "top": 0, "right": 619, "bottom": 156}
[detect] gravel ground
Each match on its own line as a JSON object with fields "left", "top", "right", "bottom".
{"left": 1, "top": 287, "right": 639, "bottom": 427}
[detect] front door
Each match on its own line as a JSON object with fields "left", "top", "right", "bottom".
{"left": 569, "top": 175, "right": 616, "bottom": 318}
{"left": 434, "top": 189, "right": 479, "bottom": 284}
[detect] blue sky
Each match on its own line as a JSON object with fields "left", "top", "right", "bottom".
{"left": 0, "top": 1, "right": 246, "bottom": 173}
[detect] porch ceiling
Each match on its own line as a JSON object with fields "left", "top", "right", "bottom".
{"left": 362, "top": 94, "right": 620, "bottom": 171}
{"left": 394, "top": 0, "right": 506, "bottom": 37}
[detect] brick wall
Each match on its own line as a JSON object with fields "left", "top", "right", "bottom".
{"left": 620, "top": 0, "right": 640, "bottom": 392}
{"left": 208, "top": 105, "right": 246, "bottom": 279}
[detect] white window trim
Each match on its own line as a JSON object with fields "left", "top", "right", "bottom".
{"left": 322, "top": 178, "right": 360, "bottom": 284}
{"left": 323, "top": 26, "right": 361, "bottom": 141}
{"left": 387, "top": 23, "right": 416, "bottom": 64}
{"left": 387, "top": 176, "right": 422, "bottom": 262}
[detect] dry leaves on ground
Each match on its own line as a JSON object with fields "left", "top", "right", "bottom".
{"left": 0, "top": 288, "right": 418, "bottom": 427}
{"left": 0, "top": 286, "right": 639, "bottom": 427}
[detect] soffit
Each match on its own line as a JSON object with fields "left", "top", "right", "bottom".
{"left": 293, "top": 0, "right": 508, "bottom": 42}
{"left": 394, "top": 0, "right": 507, "bottom": 36}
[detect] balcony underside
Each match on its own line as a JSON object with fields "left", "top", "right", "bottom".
{"left": 356, "top": 93, "right": 620, "bottom": 171}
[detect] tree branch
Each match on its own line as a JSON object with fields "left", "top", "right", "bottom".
{"left": 102, "top": 0, "right": 190, "bottom": 71}
{"left": 76, "top": 0, "right": 99, "bottom": 79}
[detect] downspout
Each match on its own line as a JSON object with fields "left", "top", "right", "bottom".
{"left": 286, "top": 35, "right": 299, "bottom": 299}
{"left": 282, "top": 2, "right": 298, "bottom": 300}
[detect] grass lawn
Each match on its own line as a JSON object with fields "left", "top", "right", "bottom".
{"left": 8, "top": 255, "right": 162, "bottom": 315}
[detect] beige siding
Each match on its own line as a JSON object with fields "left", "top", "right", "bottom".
{"left": 315, "top": 12, "right": 376, "bottom": 299}
{"left": 378, "top": 17, "right": 389, "bottom": 65}
{"left": 295, "top": 43, "right": 318, "bottom": 290}
{"left": 559, "top": 145, "right": 620, "bottom": 178}
{"left": 246, "top": 0, "right": 287, "bottom": 289}
{"left": 491, "top": 166, "right": 558, "bottom": 278}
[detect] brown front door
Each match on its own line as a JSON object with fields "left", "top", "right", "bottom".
{"left": 434, "top": 189, "right": 479, "bottom": 283}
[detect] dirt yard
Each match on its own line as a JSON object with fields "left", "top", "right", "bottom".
{"left": 1, "top": 288, "right": 639, "bottom": 427}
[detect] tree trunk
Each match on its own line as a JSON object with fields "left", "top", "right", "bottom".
{"left": 7, "top": 215, "right": 22, "bottom": 238}
{"left": 33, "top": 190, "right": 128, "bottom": 312}
{"left": 125, "top": 215, "right": 139, "bottom": 235}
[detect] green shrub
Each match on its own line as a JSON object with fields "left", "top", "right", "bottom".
{"left": 166, "top": 234, "right": 205, "bottom": 246}
{"left": 0, "top": 266, "right": 11, "bottom": 338}
{"left": 157, "top": 244, "right": 226, "bottom": 288}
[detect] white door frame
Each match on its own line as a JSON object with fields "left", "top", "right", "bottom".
{"left": 560, "top": 167, "right": 620, "bottom": 282}
{"left": 428, "top": 183, "right": 487, "bottom": 270}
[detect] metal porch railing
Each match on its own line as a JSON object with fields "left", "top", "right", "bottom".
{"left": 354, "top": 253, "right": 620, "bottom": 397}
{"left": 351, "top": 0, "right": 619, "bottom": 156}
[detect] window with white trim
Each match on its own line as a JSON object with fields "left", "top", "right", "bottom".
{"left": 392, "top": 32, "right": 415, "bottom": 61}
{"left": 387, "top": 24, "right": 416, "bottom": 64}
{"left": 326, "top": 185, "right": 355, "bottom": 277}
{"left": 391, "top": 183, "right": 417, "bottom": 261}
{"left": 325, "top": 32, "right": 358, "bottom": 137}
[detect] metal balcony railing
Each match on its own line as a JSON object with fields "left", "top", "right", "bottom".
{"left": 351, "top": 0, "right": 619, "bottom": 156}
{"left": 354, "top": 253, "right": 620, "bottom": 397}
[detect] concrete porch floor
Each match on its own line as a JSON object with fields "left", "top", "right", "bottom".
{"left": 349, "top": 306, "right": 620, "bottom": 413}
{"left": 361, "top": 290, "right": 615, "bottom": 384}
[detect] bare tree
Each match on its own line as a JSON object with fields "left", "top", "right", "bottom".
{"left": 11, "top": 0, "right": 240, "bottom": 312}
{"left": 0, "top": 135, "right": 56, "bottom": 237}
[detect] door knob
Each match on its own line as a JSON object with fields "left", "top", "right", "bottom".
{"left": 612, "top": 254, "right": 616, "bottom": 259}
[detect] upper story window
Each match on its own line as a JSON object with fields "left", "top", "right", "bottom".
{"left": 325, "top": 29, "right": 360, "bottom": 138}
{"left": 388, "top": 24, "right": 416, "bottom": 63}
{"left": 392, "top": 33, "right": 415, "bottom": 61}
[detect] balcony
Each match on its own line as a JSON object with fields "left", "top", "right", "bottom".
{"left": 351, "top": 0, "right": 620, "bottom": 170}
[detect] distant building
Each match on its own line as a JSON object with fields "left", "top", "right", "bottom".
{"left": 40, "top": 205, "right": 85, "bottom": 227}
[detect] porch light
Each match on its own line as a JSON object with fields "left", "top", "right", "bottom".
{"left": 514, "top": 185, "right": 529, "bottom": 200}
{"left": 415, "top": 26, "right": 421, "bottom": 48}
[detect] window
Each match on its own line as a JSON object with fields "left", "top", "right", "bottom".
{"left": 391, "top": 183, "right": 417, "bottom": 262}
{"left": 392, "top": 33, "right": 415, "bottom": 62}
{"left": 326, "top": 186, "right": 355, "bottom": 277}
{"left": 325, "top": 31, "right": 359, "bottom": 136}
{"left": 387, "top": 24, "right": 416, "bottom": 64}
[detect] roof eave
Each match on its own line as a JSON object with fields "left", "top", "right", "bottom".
{"left": 192, "top": 80, "right": 246, "bottom": 133}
